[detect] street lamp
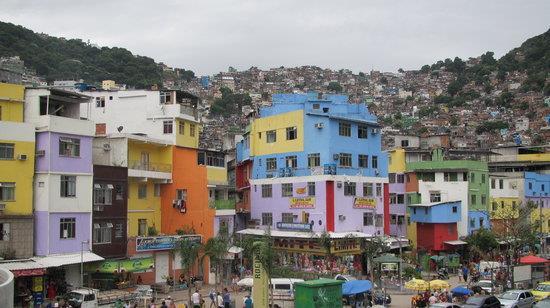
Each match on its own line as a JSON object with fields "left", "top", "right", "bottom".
{"left": 81, "top": 240, "right": 90, "bottom": 288}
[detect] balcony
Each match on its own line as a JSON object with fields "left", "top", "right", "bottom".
{"left": 35, "top": 115, "right": 95, "bottom": 136}
{"left": 128, "top": 160, "right": 172, "bottom": 181}
{"left": 264, "top": 165, "right": 384, "bottom": 178}
{"left": 236, "top": 201, "right": 250, "bottom": 213}
{"left": 209, "top": 198, "right": 236, "bottom": 216}
{"left": 147, "top": 103, "right": 198, "bottom": 121}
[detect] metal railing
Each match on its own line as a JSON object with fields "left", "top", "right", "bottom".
{"left": 209, "top": 198, "right": 236, "bottom": 210}
{"left": 128, "top": 160, "right": 172, "bottom": 173}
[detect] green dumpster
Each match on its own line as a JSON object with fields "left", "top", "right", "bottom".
{"left": 294, "top": 279, "right": 343, "bottom": 308}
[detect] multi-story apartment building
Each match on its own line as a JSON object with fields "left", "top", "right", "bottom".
{"left": 387, "top": 148, "right": 406, "bottom": 237}
{"left": 0, "top": 83, "right": 35, "bottom": 259}
{"left": 236, "top": 93, "right": 389, "bottom": 264}
{"left": 24, "top": 88, "right": 101, "bottom": 286}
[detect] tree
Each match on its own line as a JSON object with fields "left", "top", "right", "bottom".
{"left": 466, "top": 228, "right": 498, "bottom": 260}
{"left": 203, "top": 228, "right": 229, "bottom": 295}
{"left": 210, "top": 87, "right": 252, "bottom": 116}
{"left": 420, "top": 65, "right": 431, "bottom": 74}
{"left": 362, "top": 236, "right": 389, "bottom": 281}
{"left": 177, "top": 239, "right": 202, "bottom": 308}
{"left": 327, "top": 81, "right": 343, "bottom": 93}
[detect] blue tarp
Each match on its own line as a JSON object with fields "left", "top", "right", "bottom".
{"left": 451, "top": 286, "right": 473, "bottom": 296}
{"left": 342, "top": 280, "right": 373, "bottom": 295}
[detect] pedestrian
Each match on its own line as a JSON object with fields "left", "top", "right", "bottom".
{"left": 244, "top": 294, "right": 253, "bottom": 308}
{"left": 462, "top": 264, "right": 469, "bottom": 283}
{"left": 429, "top": 293, "right": 437, "bottom": 305}
{"left": 164, "top": 296, "right": 173, "bottom": 307}
{"left": 160, "top": 300, "right": 168, "bottom": 308}
{"left": 149, "top": 299, "right": 157, "bottom": 308}
{"left": 217, "top": 292, "right": 224, "bottom": 308}
{"left": 192, "top": 289, "right": 202, "bottom": 308}
{"left": 223, "top": 288, "right": 231, "bottom": 308}
{"left": 231, "top": 274, "right": 239, "bottom": 292}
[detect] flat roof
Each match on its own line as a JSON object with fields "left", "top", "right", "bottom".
{"left": 408, "top": 200, "right": 461, "bottom": 207}
{"left": 236, "top": 228, "right": 372, "bottom": 239}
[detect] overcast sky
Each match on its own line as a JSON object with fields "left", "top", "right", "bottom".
{"left": 1, "top": 0, "right": 548, "bottom": 75}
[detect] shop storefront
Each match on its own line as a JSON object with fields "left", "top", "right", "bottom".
{"left": 86, "top": 257, "right": 155, "bottom": 290}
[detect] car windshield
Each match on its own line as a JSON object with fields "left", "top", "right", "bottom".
{"left": 500, "top": 292, "right": 519, "bottom": 300}
{"left": 465, "top": 297, "right": 485, "bottom": 304}
{"left": 536, "top": 284, "right": 550, "bottom": 292}
{"left": 67, "top": 292, "right": 84, "bottom": 302}
{"left": 477, "top": 281, "right": 492, "bottom": 288}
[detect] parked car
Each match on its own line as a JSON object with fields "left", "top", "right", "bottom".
{"left": 534, "top": 298, "right": 550, "bottom": 308}
{"left": 533, "top": 282, "right": 550, "bottom": 302}
{"left": 66, "top": 288, "right": 99, "bottom": 308}
{"left": 430, "top": 303, "right": 461, "bottom": 308}
{"left": 497, "top": 290, "right": 535, "bottom": 308}
{"left": 474, "top": 280, "right": 497, "bottom": 294}
{"left": 335, "top": 274, "right": 357, "bottom": 282}
{"left": 461, "top": 295, "right": 501, "bottom": 307}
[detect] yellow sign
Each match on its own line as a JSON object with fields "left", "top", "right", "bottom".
{"left": 290, "top": 197, "right": 315, "bottom": 208}
{"left": 353, "top": 197, "right": 376, "bottom": 208}
{"left": 296, "top": 187, "right": 306, "bottom": 194}
{"left": 252, "top": 250, "right": 269, "bottom": 308}
{"left": 33, "top": 276, "right": 43, "bottom": 292}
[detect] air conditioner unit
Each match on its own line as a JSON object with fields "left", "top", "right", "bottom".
{"left": 93, "top": 205, "right": 104, "bottom": 211}
{"left": 336, "top": 181, "right": 343, "bottom": 188}
{"left": 314, "top": 122, "right": 324, "bottom": 129}
{"left": 36, "top": 150, "right": 46, "bottom": 157}
{"left": 0, "top": 203, "right": 5, "bottom": 212}
{"left": 103, "top": 143, "right": 111, "bottom": 151}
{"left": 332, "top": 154, "right": 340, "bottom": 161}
{"left": 375, "top": 169, "right": 380, "bottom": 176}
{"left": 372, "top": 128, "right": 381, "bottom": 134}
{"left": 18, "top": 154, "right": 28, "bottom": 161}
{"left": 338, "top": 215, "right": 346, "bottom": 221}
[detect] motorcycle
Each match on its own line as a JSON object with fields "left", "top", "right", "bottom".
{"left": 437, "top": 267, "right": 449, "bottom": 280}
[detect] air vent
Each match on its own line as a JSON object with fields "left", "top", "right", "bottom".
{"left": 36, "top": 150, "right": 46, "bottom": 157}
{"left": 18, "top": 154, "right": 28, "bottom": 161}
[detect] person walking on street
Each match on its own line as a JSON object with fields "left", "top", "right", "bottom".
{"left": 191, "top": 289, "right": 202, "bottom": 308}
{"left": 244, "top": 294, "right": 253, "bottom": 308}
{"left": 217, "top": 292, "right": 224, "bottom": 308}
{"left": 462, "top": 264, "right": 469, "bottom": 284}
{"left": 222, "top": 288, "right": 231, "bottom": 308}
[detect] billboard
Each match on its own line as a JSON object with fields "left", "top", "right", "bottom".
{"left": 136, "top": 235, "right": 202, "bottom": 252}
{"left": 353, "top": 197, "right": 376, "bottom": 209}
{"left": 290, "top": 197, "right": 315, "bottom": 209}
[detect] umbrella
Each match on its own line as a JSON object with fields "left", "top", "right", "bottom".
{"left": 519, "top": 255, "right": 548, "bottom": 264}
{"left": 429, "top": 279, "right": 451, "bottom": 290}
{"left": 237, "top": 277, "right": 253, "bottom": 287}
{"left": 451, "top": 286, "right": 473, "bottom": 296}
{"left": 404, "top": 278, "right": 429, "bottom": 291}
{"left": 342, "top": 280, "right": 373, "bottom": 295}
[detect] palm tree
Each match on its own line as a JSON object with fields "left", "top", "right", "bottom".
{"left": 177, "top": 238, "right": 201, "bottom": 308}
{"left": 203, "top": 226, "right": 230, "bottom": 305}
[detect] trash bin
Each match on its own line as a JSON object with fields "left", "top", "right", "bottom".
{"left": 294, "top": 279, "right": 343, "bottom": 308}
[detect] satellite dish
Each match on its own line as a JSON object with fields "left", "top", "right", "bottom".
{"left": 117, "top": 126, "right": 123, "bottom": 132}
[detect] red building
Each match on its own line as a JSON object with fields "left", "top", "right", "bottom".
{"left": 416, "top": 223, "right": 458, "bottom": 252}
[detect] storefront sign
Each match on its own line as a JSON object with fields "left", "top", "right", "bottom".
{"left": 86, "top": 260, "right": 120, "bottom": 273}
{"left": 276, "top": 222, "right": 312, "bottom": 231}
{"left": 11, "top": 268, "right": 46, "bottom": 277}
{"left": 120, "top": 258, "right": 155, "bottom": 272}
{"left": 353, "top": 197, "right": 376, "bottom": 209}
{"left": 290, "top": 197, "right": 315, "bottom": 209}
{"left": 32, "top": 276, "right": 43, "bottom": 292}
{"left": 295, "top": 187, "right": 307, "bottom": 194}
{"left": 252, "top": 248, "right": 268, "bottom": 308}
{"left": 136, "top": 235, "right": 201, "bottom": 252}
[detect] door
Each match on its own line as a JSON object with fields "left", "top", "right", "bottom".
{"left": 155, "top": 252, "right": 170, "bottom": 283}
{"left": 140, "top": 152, "right": 150, "bottom": 170}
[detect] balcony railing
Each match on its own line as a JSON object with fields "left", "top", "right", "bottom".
{"left": 128, "top": 160, "right": 172, "bottom": 173}
{"left": 264, "top": 165, "right": 383, "bottom": 178}
{"left": 210, "top": 198, "right": 236, "bottom": 210}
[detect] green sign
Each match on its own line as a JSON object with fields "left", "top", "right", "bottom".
{"left": 86, "top": 258, "right": 154, "bottom": 273}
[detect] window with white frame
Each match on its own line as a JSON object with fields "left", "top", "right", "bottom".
{"left": 286, "top": 127, "right": 297, "bottom": 140}
{"left": 363, "top": 183, "right": 373, "bottom": 197}
{"left": 282, "top": 183, "right": 293, "bottom": 197}
{"left": 308, "top": 153, "right": 320, "bottom": 167}
{"left": 95, "top": 96, "right": 106, "bottom": 107}
{"left": 93, "top": 222, "right": 112, "bottom": 244}
{"left": 93, "top": 183, "right": 113, "bottom": 205}
{"left": 308, "top": 182, "right": 315, "bottom": 196}
{"left": 285, "top": 156, "right": 297, "bottom": 169}
{"left": 430, "top": 191, "right": 441, "bottom": 203}
{"left": 179, "top": 121, "right": 185, "bottom": 135}
{"left": 0, "top": 223, "right": 10, "bottom": 241}
{"left": 376, "top": 183, "right": 382, "bottom": 196}
{"left": 0, "top": 183, "right": 15, "bottom": 201}
{"left": 138, "top": 219, "right": 147, "bottom": 236}
{"left": 363, "top": 213, "right": 373, "bottom": 226}
{"left": 0, "top": 143, "right": 14, "bottom": 159}
{"left": 60, "top": 218, "right": 76, "bottom": 239}
{"left": 190, "top": 124, "right": 196, "bottom": 136}
{"left": 344, "top": 182, "right": 356, "bottom": 196}
{"left": 358, "top": 154, "right": 369, "bottom": 168}
{"left": 266, "top": 130, "right": 277, "bottom": 143}
{"left": 59, "top": 137, "right": 80, "bottom": 157}
{"left": 60, "top": 175, "right": 76, "bottom": 197}
{"left": 339, "top": 153, "right": 352, "bottom": 167}
{"left": 163, "top": 121, "right": 173, "bottom": 134}
{"left": 262, "top": 212, "right": 273, "bottom": 226}
{"left": 266, "top": 158, "right": 277, "bottom": 171}
{"left": 261, "top": 184, "right": 272, "bottom": 198}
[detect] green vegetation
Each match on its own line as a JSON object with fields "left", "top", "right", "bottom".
{"left": 327, "top": 81, "right": 343, "bottom": 92}
{"left": 466, "top": 228, "right": 498, "bottom": 260}
{"left": 475, "top": 120, "right": 509, "bottom": 134}
{"left": 210, "top": 87, "right": 252, "bottom": 116}
{"left": 0, "top": 21, "right": 195, "bottom": 87}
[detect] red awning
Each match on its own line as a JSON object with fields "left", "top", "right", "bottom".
{"left": 12, "top": 268, "right": 46, "bottom": 277}
{"left": 519, "top": 255, "right": 549, "bottom": 264}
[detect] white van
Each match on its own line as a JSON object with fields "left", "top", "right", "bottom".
{"left": 253, "top": 278, "right": 304, "bottom": 308}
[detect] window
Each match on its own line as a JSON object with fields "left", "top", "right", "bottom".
{"left": 397, "top": 174, "right": 405, "bottom": 183}
{"left": 308, "top": 153, "right": 320, "bottom": 167}
{"left": 0, "top": 106, "right": 2, "bottom": 120}
{"left": 491, "top": 179, "right": 496, "bottom": 189}
{"left": 481, "top": 195, "right": 486, "bottom": 206}
{"left": 512, "top": 201, "right": 517, "bottom": 210}
{"left": 60, "top": 175, "right": 76, "bottom": 197}
{"left": 470, "top": 194, "right": 477, "bottom": 205}
{"left": 312, "top": 103, "right": 320, "bottom": 109}
{"left": 397, "top": 216, "right": 404, "bottom": 225}
{"left": 529, "top": 182, "right": 533, "bottom": 190}
{"left": 344, "top": 182, "right": 356, "bottom": 196}
{"left": 430, "top": 192, "right": 441, "bottom": 203}
{"left": 115, "top": 184, "right": 124, "bottom": 200}
{"left": 363, "top": 213, "right": 373, "bottom": 226}
{"left": 499, "top": 179, "right": 504, "bottom": 189}
{"left": 359, "top": 155, "right": 369, "bottom": 168}
{"left": 308, "top": 182, "right": 316, "bottom": 196}
{"left": 93, "top": 183, "right": 113, "bottom": 205}
{"left": 372, "top": 156, "right": 378, "bottom": 169}
{"left": 285, "top": 156, "right": 297, "bottom": 169}
{"left": 266, "top": 158, "right": 277, "bottom": 171}
{"left": 470, "top": 173, "right": 475, "bottom": 183}
{"left": 444, "top": 172, "right": 458, "bottom": 182}
{"left": 138, "top": 184, "right": 147, "bottom": 199}
{"left": 339, "top": 122, "right": 351, "bottom": 137}
{"left": 479, "top": 217, "right": 484, "bottom": 227}
{"left": 0, "top": 143, "right": 14, "bottom": 159}
{"left": 178, "top": 122, "right": 185, "bottom": 134}
{"left": 407, "top": 217, "right": 411, "bottom": 225}
{"left": 266, "top": 130, "right": 276, "bottom": 143}
{"left": 376, "top": 183, "right": 382, "bottom": 196}
{"left": 452, "top": 206, "right": 457, "bottom": 213}
{"left": 419, "top": 172, "right": 435, "bottom": 182}
{"left": 93, "top": 223, "right": 112, "bottom": 244}
{"left": 176, "top": 189, "right": 187, "bottom": 201}
{"left": 363, "top": 183, "right": 373, "bottom": 197}
{"left": 390, "top": 193, "right": 397, "bottom": 204}
{"left": 0, "top": 183, "right": 15, "bottom": 201}
{"left": 0, "top": 223, "right": 9, "bottom": 241}
{"left": 286, "top": 127, "right": 297, "bottom": 140}
{"left": 261, "top": 184, "right": 272, "bottom": 198}
{"left": 282, "top": 213, "right": 294, "bottom": 223}
{"left": 190, "top": 124, "right": 196, "bottom": 136}
{"left": 154, "top": 183, "right": 161, "bottom": 197}
{"left": 138, "top": 219, "right": 147, "bottom": 236}
{"left": 391, "top": 215, "right": 397, "bottom": 225}
{"left": 282, "top": 183, "right": 293, "bottom": 197}
{"left": 60, "top": 218, "right": 76, "bottom": 239}
{"left": 114, "top": 223, "right": 124, "bottom": 238}
{"left": 492, "top": 201, "right": 497, "bottom": 211}
{"left": 95, "top": 96, "right": 105, "bottom": 107}
{"left": 59, "top": 137, "right": 80, "bottom": 157}
{"left": 481, "top": 174, "right": 486, "bottom": 184}
{"left": 163, "top": 121, "right": 173, "bottom": 134}
{"left": 388, "top": 173, "right": 396, "bottom": 183}
{"left": 339, "top": 153, "right": 352, "bottom": 167}
{"left": 375, "top": 214, "right": 383, "bottom": 227}
{"left": 358, "top": 125, "right": 369, "bottom": 139}
{"left": 397, "top": 194, "right": 405, "bottom": 204}
{"left": 262, "top": 213, "right": 273, "bottom": 226}
{"left": 401, "top": 140, "right": 409, "bottom": 147}
{"left": 501, "top": 201, "right": 505, "bottom": 209}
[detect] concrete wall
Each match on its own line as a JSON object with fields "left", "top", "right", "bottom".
{"left": 0, "top": 268, "right": 14, "bottom": 308}
{"left": 35, "top": 132, "right": 93, "bottom": 174}
{"left": 34, "top": 174, "right": 93, "bottom": 213}
{"left": 34, "top": 211, "right": 92, "bottom": 256}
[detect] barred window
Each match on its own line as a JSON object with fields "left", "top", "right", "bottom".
{"left": 59, "top": 137, "right": 80, "bottom": 157}
{"left": 163, "top": 121, "right": 173, "bottom": 134}
{"left": 308, "top": 153, "right": 320, "bottom": 168}
{"left": 282, "top": 183, "right": 293, "bottom": 197}
{"left": 266, "top": 158, "right": 277, "bottom": 171}
{"left": 359, "top": 155, "right": 369, "bottom": 168}
{"left": 358, "top": 125, "right": 369, "bottom": 139}
{"left": 93, "top": 183, "right": 113, "bottom": 205}
{"left": 266, "top": 130, "right": 276, "bottom": 143}
{"left": 0, "top": 143, "right": 14, "bottom": 159}
{"left": 93, "top": 222, "right": 113, "bottom": 244}
{"left": 286, "top": 127, "right": 297, "bottom": 140}
{"left": 363, "top": 183, "right": 373, "bottom": 197}
{"left": 344, "top": 182, "right": 356, "bottom": 196}
{"left": 60, "top": 175, "right": 76, "bottom": 197}
{"left": 261, "top": 184, "right": 272, "bottom": 198}
{"left": 282, "top": 213, "right": 294, "bottom": 223}
{"left": 0, "top": 183, "right": 15, "bottom": 201}
{"left": 60, "top": 218, "right": 76, "bottom": 239}
{"left": 262, "top": 213, "right": 273, "bottom": 226}
{"left": 339, "top": 122, "right": 351, "bottom": 137}
{"left": 339, "top": 153, "right": 352, "bottom": 167}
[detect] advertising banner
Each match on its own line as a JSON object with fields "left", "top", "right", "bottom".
{"left": 252, "top": 249, "right": 268, "bottom": 308}
{"left": 353, "top": 197, "right": 376, "bottom": 209}
{"left": 136, "top": 235, "right": 201, "bottom": 252}
{"left": 290, "top": 197, "right": 315, "bottom": 209}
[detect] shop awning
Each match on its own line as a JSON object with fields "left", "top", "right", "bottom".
{"left": 36, "top": 251, "right": 104, "bottom": 268}
{"left": 228, "top": 246, "right": 244, "bottom": 254}
{"left": 0, "top": 259, "right": 46, "bottom": 277}
{"left": 444, "top": 240, "right": 468, "bottom": 246}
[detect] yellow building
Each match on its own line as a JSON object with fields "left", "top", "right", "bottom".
{"left": 250, "top": 109, "right": 304, "bottom": 156}
{"left": 175, "top": 118, "right": 200, "bottom": 149}
{"left": 0, "top": 84, "right": 36, "bottom": 258}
